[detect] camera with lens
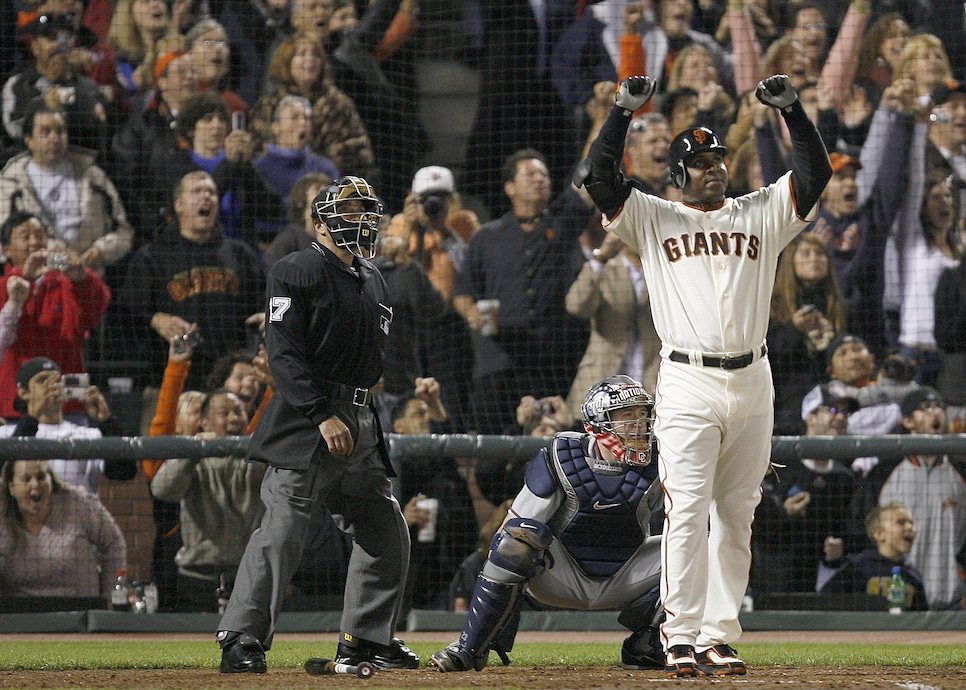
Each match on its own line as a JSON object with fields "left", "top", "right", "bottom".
{"left": 46, "top": 252, "right": 69, "bottom": 273}
{"left": 61, "top": 373, "right": 90, "bottom": 400}
{"left": 532, "top": 400, "right": 554, "bottom": 419}
{"left": 417, "top": 194, "right": 447, "bottom": 220}
{"left": 173, "top": 330, "right": 203, "bottom": 354}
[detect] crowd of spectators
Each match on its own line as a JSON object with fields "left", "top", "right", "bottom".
{"left": 0, "top": 0, "right": 965, "bottom": 612}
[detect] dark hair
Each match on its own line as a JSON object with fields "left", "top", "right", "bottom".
{"left": 879, "top": 353, "right": 917, "bottom": 382}
{"left": 22, "top": 103, "right": 63, "bottom": 140}
{"left": 288, "top": 172, "right": 332, "bottom": 224}
{"left": 176, "top": 91, "right": 229, "bottom": 140}
{"left": 1, "top": 460, "right": 65, "bottom": 546}
{"left": 0, "top": 212, "right": 44, "bottom": 247}
{"left": 786, "top": 0, "right": 826, "bottom": 28}
{"left": 501, "top": 148, "right": 548, "bottom": 185}
{"left": 205, "top": 350, "right": 254, "bottom": 391}
{"left": 659, "top": 87, "right": 698, "bottom": 121}
{"left": 199, "top": 387, "right": 233, "bottom": 419}
{"left": 390, "top": 393, "right": 417, "bottom": 425}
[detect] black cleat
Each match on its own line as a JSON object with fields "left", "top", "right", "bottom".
{"left": 219, "top": 633, "right": 267, "bottom": 674}
{"left": 695, "top": 643, "right": 747, "bottom": 676}
{"left": 335, "top": 636, "right": 420, "bottom": 670}
{"left": 620, "top": 628, "right": 664, "bottom": 670}
{"left": 430, "top": 641, "right": 485, "bottom": 672}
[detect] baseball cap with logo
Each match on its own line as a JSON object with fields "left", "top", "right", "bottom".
{"left": 825, "top": 333, "right": 868, "bottom": 367}
{"left": 802, "top": 387, "right": 861, "bottom": 418}
{"left": 20, "top": 12, "right": 77, "bottom": 39}
{"left": 900, "top": 386, "right": 944, "bottom": 418}
{"left": 14, "top": 357, "right": 61, "bottom": 414}
{"left": 412, "top": 166, "right": 455, "bottom": 196}
{"left": 16, "top": 357, "right": 61, "bottom": 389}
{"left": 829, "top": 152, "right": 862, "bottom": 174}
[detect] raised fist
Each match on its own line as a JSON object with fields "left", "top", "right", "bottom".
{"left": 615, "top": 76, "right": 656, "bottom": 112}
{"left": 756, "top": 74, "right": 798, "bottom": 110}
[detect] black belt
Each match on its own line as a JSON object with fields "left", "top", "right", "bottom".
{"left": 669, "top": 345, "right": 767, "bottom": 371}
{"left": 323, "top": 381, "right": 372, "bottom": 406}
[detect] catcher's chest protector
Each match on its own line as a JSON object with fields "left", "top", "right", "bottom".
{"left": 547, "top": 434, "right": 651, "bottom": 577}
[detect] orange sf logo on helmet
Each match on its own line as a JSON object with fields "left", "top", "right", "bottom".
{"left": 693, "top": 129, "right": 707, "bottom": 145}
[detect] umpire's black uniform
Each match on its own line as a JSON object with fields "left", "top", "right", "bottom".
{"left": 218, "top": 241, "right": 409, "bottom": 650}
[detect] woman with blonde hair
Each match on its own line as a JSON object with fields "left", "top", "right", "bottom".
{"left": 892, "top": 34, "right": 953, "bottom": 104}
{"left": 247, "top": 33, "right": 373, "bottom": 177}
{"left": 664, "top": 43, "right": 736, "bottom": 134}
{"left": 768, "top": 232, "right": 848, "bottom": 434}
{"left": 108, "top": 0, "right": 178, "bottom": 99}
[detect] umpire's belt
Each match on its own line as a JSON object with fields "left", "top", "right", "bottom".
{"left": 669, "top": 344, "right": 768, "bottom": 371}
{"left": 322, "top": 381, "right": 372, "bottom": 406}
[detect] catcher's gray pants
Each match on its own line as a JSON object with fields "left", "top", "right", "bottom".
{"left": 218, "top": 408, "right": 410, "bottom": 649}
{"left": 524, "top": 535, "right": 663, "bottom": 610}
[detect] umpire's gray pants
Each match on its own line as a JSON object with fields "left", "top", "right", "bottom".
{"left": 218, "top": 408, "right": 410, "bottom": 649}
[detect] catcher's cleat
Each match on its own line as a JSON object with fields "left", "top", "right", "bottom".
{"left": 219, "top": 634, "right": 267, "bottom": 674}
{"left": 695, "top": 644, "right": 747, "bottom": 676}
{"left": 620, "top": 629, "right": 664, "bottom": 670}
{"left": 335, "top": 636, "right": 420, "bottom": 670}
{"left": 430, "top": 641, "right": 486, "bottom": 672}
{"left": 664, "top": 644, "right": 697, "bottom": 678}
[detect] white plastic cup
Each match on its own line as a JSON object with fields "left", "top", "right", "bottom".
{"left": 417, "top": 497, "right": 439, "bottom": 543}
{"left": 476, "top": 300, "right": 500, "bottom": 337}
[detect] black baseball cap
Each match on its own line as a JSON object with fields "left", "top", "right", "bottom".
{"left": 932, "top": 80, "right": 966, "bottom": 107}
{"left": 20, "top": 12, "right": 77, "bottom": 39}
{"left": 16, "top": 357, "right": 60, "bottom": 389}
{"left": 825, "top": 333, "right": 868, "bottom": 367}
{"left": 900, "top": 386, "right": 944, "bottom": 418}
{"left": 803, "top": 387, "right": 860, "bottom": 417}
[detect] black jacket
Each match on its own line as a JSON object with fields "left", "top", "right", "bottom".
{"left": 249, "top": 242, "right": 392, "bottom": 470}
{"left": 119, "top": 222, "right": 264, "bottom": 386}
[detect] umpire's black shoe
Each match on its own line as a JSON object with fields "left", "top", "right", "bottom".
{"left": 219, "top": 633, "right": 267, "bottom": 674}
{"left": 335, "top": 635, "right": 420, "bottom": 670}
{"left": 620, "top": 628, "right": 664, "bottom": 670}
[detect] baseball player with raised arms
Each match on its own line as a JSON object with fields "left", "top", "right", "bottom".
{"left": 575, "top": 74, "right": 832, "bottom": 677}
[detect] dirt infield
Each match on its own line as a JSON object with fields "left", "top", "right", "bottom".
{"left": 2, "top": 631, "right": 964, "bottom": 690}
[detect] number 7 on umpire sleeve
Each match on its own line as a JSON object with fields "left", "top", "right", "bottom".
{"left": 269, "top": 297, "right": 291, "bottom": 322}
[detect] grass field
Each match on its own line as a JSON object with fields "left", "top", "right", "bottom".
{"left": 2, "top": 638, "right": 965, "bottom": 668}
{"left": 1, "top": 634, "right": 965, "bottom": 690}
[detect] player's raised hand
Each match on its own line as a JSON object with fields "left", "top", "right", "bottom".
{"left": 756, "top": 74, "right": 798, "bottom": 110}
{"left": 615, "top": 76, "right": 656, "bottom": 112}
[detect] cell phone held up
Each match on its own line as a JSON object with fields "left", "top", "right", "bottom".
{"left": 173, "top": 330, "right": 203, "bottom": 355}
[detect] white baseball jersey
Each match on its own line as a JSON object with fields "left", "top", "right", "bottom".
{"left": 603, "top": 171, "right": 819, "bottom": 651}
{"left": 605, "top": 172, "right": 816, "bottom": 356}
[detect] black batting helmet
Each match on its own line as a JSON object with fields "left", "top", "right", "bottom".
{"left": 667, "top": 127, "right": 729, "bottom": 189}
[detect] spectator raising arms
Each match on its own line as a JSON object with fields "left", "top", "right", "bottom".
{"left": 0, "top": 212, "right": 111, "bottom": 420}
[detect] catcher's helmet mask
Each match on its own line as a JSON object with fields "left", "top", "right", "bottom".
{"left": 312, "top": 176, "right": 384, "bottom": 259}
{"left": 667, "top": 127, "right": 729, "bottom": 189}
{"left": 582, "top": 375, "right": 655, "bottom": 467}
